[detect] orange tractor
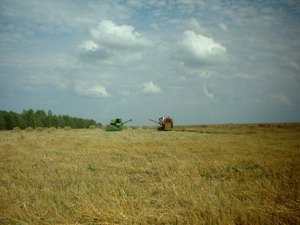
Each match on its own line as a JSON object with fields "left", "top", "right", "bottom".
{"left": 149, "top": 116, "right": 173, "bottom": 131}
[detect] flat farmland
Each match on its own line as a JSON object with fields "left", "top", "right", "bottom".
{"left": 0, "top": 124, "right": 300, "bottom": 225}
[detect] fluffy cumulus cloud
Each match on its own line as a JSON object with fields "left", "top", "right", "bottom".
{"left": 78, "top": 20, "right": 153, "bottom": 65}
{"left": 176, "top": 30, "right": 228, "bottom": 67}
{"left": 142, "top": 82, "right": 162, "bottom": 94}
{"left": 90, "top": 20, "right": 152, "bottom": 50}
{"left": 73, "top": 81, "right": 109, "bottom": 98}
{"left": 79, "top": 41, "right": 99, "bottom": 52}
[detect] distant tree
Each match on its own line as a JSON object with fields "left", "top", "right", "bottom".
{"left": 87, "top": 119, "right": 96, "bottom": 128}
{"left": 74, "top": 118, "right": 84, "bottom": 128}
{"left": 35, "top": 109, "right": 48, "bottom": 127}
{"left": 47, "top": 110, "right": 53, "bottom": 117}
{"left": 48, "top": 115, "right": 58, "bottom": 127}
{"left": 8, "top": 111, "right": 20, "bottom": 128}
{"left": 2, "top": 112, "right": 11, "bottom": 129}
{"left": 62, "top": 115, "right": 71, "bottom": 127}
{"left": 0, "top": 111, "right": 7, "bottom": 130}
{"left": 0, "top": 108, "right": 101, "bottom": 130}
{"left": 18, "top": 114, "right": 27, "bottom": 129}
{"left": 57, "top": 115, "right": 66, "bottom": 128}
{"left": 22, "top": 109, "right": 36, "bottom": 128}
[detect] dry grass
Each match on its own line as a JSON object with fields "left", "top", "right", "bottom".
{"left": 64, "top": 126, "right": 72, "bottom": 131}
{"left": 12, "top": 127, "right": 21, "bottom": 133}
{"left": 25, "top": 127, "right": 34, "bottom": 132}
{"left": 89, "top": 125, "right": 96, "bottom": 130}
{"left": 0, "top": 124, "right": 299, "bottom": 224}
{"left": 47, "top": 127, "right": 57, "bottom": 134}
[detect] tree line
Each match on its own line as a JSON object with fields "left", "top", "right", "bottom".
{"left": 0, "top": 109, "right": 99, "bottom": 130}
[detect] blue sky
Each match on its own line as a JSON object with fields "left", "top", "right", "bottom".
{"left": 0, "top": 0, "right": 299, "bottom": 125}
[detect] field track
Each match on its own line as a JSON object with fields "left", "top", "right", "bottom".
{"left": 1, "top": 124, "right": 300, "bottom": 224}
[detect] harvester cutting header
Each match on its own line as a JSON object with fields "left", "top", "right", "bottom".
{"left": 149, "top": 116, "right": 173, "bottom": 131}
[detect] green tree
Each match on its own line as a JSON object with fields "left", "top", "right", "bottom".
{"left": 0, "top": 108, "right": 101, "bottom": 130}
{"left": 35, "top": 109, "right": 47, "bottom": 127}
{"left": 57, "top": 115, "right": 66, "bottom": 128}
{"left": 3, "top": 111, "right": 14, "bottom": 130}
{"left": 8, "top": 111, "right": 20, "bottom": 128}
{"left": 47, "top": 110, "right": 53, "bottom": 117}
{"left": 18, "top": 114, "right": 27, "bottom": 129}
{"left": 49, "top": 114, "right": 58, "bottom": 127}
{"left": 22, "top": 109, "right": 36, "bottom": 128}
{"left": 0, "top": 111, "right": 7, "bottom": 130}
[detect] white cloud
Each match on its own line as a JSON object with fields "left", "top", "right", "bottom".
{"left": 119, "top": 90, "right": 131, "bottom": 97}
{"left": 199, "top": 70, "right": 214, "bottom": 78}
{"left": 90, "top": 20, "right": 153, "bottom": 50}
{"left": 271, "top": 94, "right": 292, "bottom": 106}
{"left": 78, "top": 20, "right": 153, "bottom": 65}
{"left": 142, "top": 82, "right": 162, "bottom": 94}
{"left": 235, "top": 72, "right": 252, "bottom": 79}
{"left": 74, "top": 81, "right": 109, "bottom": 98}
{"left": 203, "top": 84, "right": 214, "bottom": 100}
{"left": 184, "top": 18, "right": 203, "bottom": 31}
{"left": 219, "top": 22, "right": 228, "bottom": 31}
{"left": 18, "top": 73, "right": 69, "bottom": 93}
{"left": 79, "top": 41, "right": 99, "bottom": 52}
{"left": 176, "top": 30, "right": 229, "bottom": 67}
{"left": 287, "top": 61, "right": 299, "bottom": 70}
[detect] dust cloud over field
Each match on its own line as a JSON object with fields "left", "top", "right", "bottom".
{"left": 1, "top": 124, "right": 300, "bottom": 224}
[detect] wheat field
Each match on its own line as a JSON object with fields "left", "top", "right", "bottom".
{"left": 0, "top": 124, "right": 299, "bottom": 224}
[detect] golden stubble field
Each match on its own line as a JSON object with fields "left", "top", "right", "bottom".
{"left": 0, "top": 124, "right": 300, "bottom": 225}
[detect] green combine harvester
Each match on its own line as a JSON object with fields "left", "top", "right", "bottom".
{"left": 105, "top": 118, "right": 132, "bottom": 131}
